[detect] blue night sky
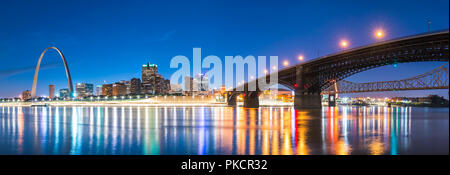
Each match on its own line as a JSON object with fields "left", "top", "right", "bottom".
{"left": 0, "top": 0, "right": 448, "bottom": 98}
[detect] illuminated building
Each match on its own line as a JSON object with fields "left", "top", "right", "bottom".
{"left": 184, "top": 76, "right": 194, "bottom": 95}
{"left": 102, "top": 84, "right": 113, "bottom": 96}
{"left": 75, "top": 83, "right": 94, "bottom": 98}
{"left": 140, "top": 62, "right": 170, "bottom": 95}
{"left": 49, "top": 85, "right": 55, "bottom": 99}
{"left": 113, "top": 82, "right": 127, "bottom": 96}
{"left": 130, "top": 78, "right": 141, "bottom": 95}
{"left": 21, "top": 90, "right": 31, "bottom": 101}
{"left": 142, "top": 62, "right": 157, "bottom": 84}
{"left": 220, "top": 85, "right": 226, "bottom": 93}
{"left": 169, "top": 84, "right": 182, "bottom": 94}
{"left": 195, "top": 74, "right": 209, "bottom": 92}
{"left": 95, "top": 85, "right": 102, "bottom": 96}
{"left": 141, "top": 84, "right": 153, "bottom": 95}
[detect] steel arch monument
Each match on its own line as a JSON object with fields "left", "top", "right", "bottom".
{"left": 31, "top": 47, "right": 73, "bottom": 98}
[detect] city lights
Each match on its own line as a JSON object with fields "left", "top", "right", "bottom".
{"left": 0, "top": 1, "right": 448, "bottom": 161}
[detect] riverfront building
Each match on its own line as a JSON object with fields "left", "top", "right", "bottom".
{"left": 113, "top": 83, "right": 127, "bottom": 96}
{"left": 75, "top": 83, "right": 94, "bottom": 98}
{"left": 49, "top": 85, "right": 55, "bottom": 99}
{"left": 102, "top": 84, "right": 113, "bottom": 96}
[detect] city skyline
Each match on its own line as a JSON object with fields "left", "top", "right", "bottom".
{"left": 0, "top": 0, "right": 449, "bottom": 98}
{"left": 0, "top": 0, "right": 448, "bottom": 160}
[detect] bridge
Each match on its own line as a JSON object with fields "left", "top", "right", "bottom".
{"left": 322, "top": 63, "right": 449, "bottom": 94}
{"left": 227, "top": 30, "right": 449, "bottom": 109}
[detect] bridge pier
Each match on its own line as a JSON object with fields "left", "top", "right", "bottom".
{"left": 328, "top": 93, "right": 336, "bottom": 107}
{"left": 243, "top": 92, "right": 259, "bottom": 108}
{"left": 294, "top": 93, "right": 322, "bottom": 109}
{"left": 294, "top": 65, "right": 322, "bottom": 109}
{"left": 227, "top": 93, "right": 237, "bottom": 106}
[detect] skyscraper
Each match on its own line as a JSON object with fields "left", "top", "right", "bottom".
{"left": 49, "top": 85, "right": 55, "bottom": 99}
{"left": 142, "top": 62, "right": 157, "bottom": 84}
{"left": 85, "top": 83, "right": 94, "bottom": 96}
{"left": 130, "top": 78, "right": 141, "bottom": 95}
{"left": 75, "top": 83, "right": 94, "bottom": 98}
{"left": 140, "top": 62, "right": 170, "bottom": 95}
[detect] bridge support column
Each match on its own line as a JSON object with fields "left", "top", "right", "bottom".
{"left": 294, "top": 93, "right": 322, "bottom": 109}
{"left": 294, "top": 65, "right": 322, "bottom": 109}
{"left": 243, "top": 92, "right": 259, "bottom": 108}
{"left": 328, "top": 93, "right": 336, "bottom": 107}
{"left": 227, "top": 93, "right": 237, "bottom": 106}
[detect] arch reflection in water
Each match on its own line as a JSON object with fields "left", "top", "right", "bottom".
{"left": 0, "top": 106, "right": 447, "bottom": 155}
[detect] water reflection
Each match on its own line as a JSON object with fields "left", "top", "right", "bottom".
{"left": 0, "top": 106, "right": 447, "bottom": 155}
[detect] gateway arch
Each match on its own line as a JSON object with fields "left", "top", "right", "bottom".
{"left": 31, "top": 47, "right": 73, "bottom": 98}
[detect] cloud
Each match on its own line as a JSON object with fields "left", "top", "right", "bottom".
{"left": 151, "top": 30, "right": 176, "bottom": 42}
{"left": 0, "top": 62, "right": 60, "bottom": 79}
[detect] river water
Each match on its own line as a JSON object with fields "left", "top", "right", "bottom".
{"left": 0, "top": 106, "right": 448, "bottom": 155}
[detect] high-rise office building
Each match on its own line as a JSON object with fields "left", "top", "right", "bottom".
{"left": 102, "top": 84, "right": 113, "bottom": 96}
{"left": 162, "top": 79, "right": 170, "bottom": 94}
{"left": 120, "top": 80, "right": 131, "bottom": 95}
{"left": 112, "top": 83, "right": 127, "bottom": 96}
{"left": 141, "top": 84, "right": 153, "bottom": 94}
{"left": 142, "top": 62, "right": 157, "bottom": 84}
{"left": 49, "top": 85, "right": 55, "bottom": 99}
{"left": 140, "top": 62, "right": 170, "bottom": 95}
{"left": 85, "top": 83, "right": 94, "bottom": 96}
{"left": 130, "top": 78, "right": 141, "bottom": 95}
{"left": 76, "top": 83, "right": 94, "bottom": 98}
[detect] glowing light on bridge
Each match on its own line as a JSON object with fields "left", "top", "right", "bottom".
{"left": 272, "top": 66, "right": 277, "bottom": 70}
{"left": 375, "top": 29, "right": 385, "bottom": 39}
{"left": 283, "top": 60, "right": 289, "bottom": 67}
{"left": 298, "top": 55, "right": 304, "bottom": 61}
{"left": 264, "top": 69, "right": 268, "bottom": 75}
{"left": 340, "top": 40, "right": 349, "bottom": 49}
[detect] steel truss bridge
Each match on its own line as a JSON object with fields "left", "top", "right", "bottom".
{"left": 322, "top": 63, "right": 449, "bottom": 94}
{"left": 228, "top": 30, "right": 449, "bottom": 109}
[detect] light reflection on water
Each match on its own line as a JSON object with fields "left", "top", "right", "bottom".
{"left": 0, "top": 106, "right": 448, "bottom": 155}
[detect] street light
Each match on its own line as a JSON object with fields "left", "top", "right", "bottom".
{"left": 283, "top": 60, "right": 289, "bottom": 67}
{"left": 340, "top": 40, "right": 349, "bottom": 50}
{"left": 298, "top": 55, "right": 304, "bottom": 61}
{"left": 374, "top": 29, "right": 384, "bottom": 40}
